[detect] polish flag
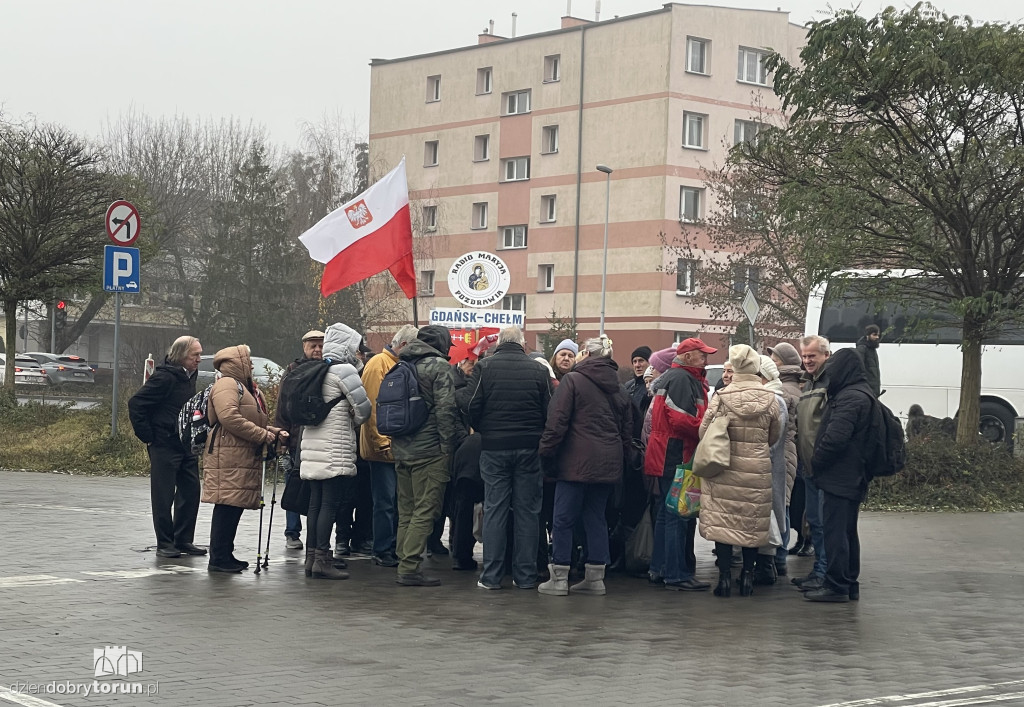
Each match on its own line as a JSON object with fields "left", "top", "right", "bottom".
{"left": 299, "top": 158, "right": 416, "bottom": 299}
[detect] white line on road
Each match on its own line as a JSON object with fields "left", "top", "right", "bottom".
{"left": 0, "top": 685, "right": 65, "bottom": 707}
{"left": 0, "top": 503, "right": 148, "bottom": 517}
{"left": 913, "top": 693, "right": 1024, "bottom": 707}
{"left": 819, "top": 681, "right": 1024, "bottom": 707}
{"left": 0, "top": 575, "right": 84, "bottom": 588}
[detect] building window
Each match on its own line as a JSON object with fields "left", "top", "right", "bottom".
{"left": 419, "top": 270, "right": 435, "bottom": 297}
{"left": 424, "top": 140, "right": 439, "bottom": 167}
{"left": 680, "top": 186, "right": 703, "bottom": 222}
{"left": 544, "top": 54, "right": 561, "bottom": 82}
{"left": 502, "top": 293, "right": 526, "bottom": 311}
{"left": 476, "top": 67, "right": 493, "bottom": 95}
{"left": 734, "top": 119, "right": 762, "bottom": 146}
{"left": 674, "top": 330, "right": 697, "bottom": 345}
{"left": 734, "top": 265, "right": 760, "bottom": 297}
{"left": 541, "top": 194, "right": 557, "bottom": 223}
{"left": 472, "top": 202, "right": 488, "bottom": 230}
{"left": 539, "top": 264, "right": 555, "bottom": 292}
{"left": 422, "top": 205, "right": 437, "bottom": 232}
{"left": 502, "top": 156, "right": 530, "bottom": 181}
{"left": 737, "top": 47, "right": 768, "bottom": 86}
{"left": 501, "top": 225, "right": 528, "bottom": 249}
{"left": 541, "top": 125, "right": 559, "bottom": 154}
{"left": 676, "top": 258, "right": 698, "bottom": 295}
{"left": 683, "top": 112, "right": 707, "bottom": 149}
{"left": 686, "top": 37, "right": 709, "bottom": 74}
{"left": 474, "top": 134, "right": 490, "bottom": 161}
{"left": 426, "top": 75, "right": 441, "bottom": 102}
{"left": 503, "top": 89, "right": 531, "bottom": 115}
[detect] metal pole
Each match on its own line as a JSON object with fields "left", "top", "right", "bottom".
{"left": 596, "top": 165, "right": 612, "bottom": 337}
{"left": 111, "top": 292, "right": 121, "bottom": 438}
{"left": 50, "top": 290, "right": 56, "bottom": 354}
{"left": 23, "top": 304, "right": 28, "bottom": 350}
{"left": 412, "top": 295, "right": 420, "bottom": 327}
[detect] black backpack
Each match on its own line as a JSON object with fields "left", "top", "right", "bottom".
{"left": 277, "top": 359, "right": 343, "bottom": 427}
{"left": 376, "top": 360, "right": 429, "bottom": 436}
{"left": 177, "top": 381, "right": 243, "bottom": 455}
{"left": 865, "top": 395, "right": 907, "bottom": 478}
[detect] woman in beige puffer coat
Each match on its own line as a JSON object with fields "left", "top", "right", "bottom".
{"left": 698, "top": 344, "right": 781, "bottom": 598}
{"left": 202, "top": 345, "right": 284, "bottom": 573}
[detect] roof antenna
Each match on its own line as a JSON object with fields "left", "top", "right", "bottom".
{"left": 511, "top": 12, "right": 517, "bottom": 37}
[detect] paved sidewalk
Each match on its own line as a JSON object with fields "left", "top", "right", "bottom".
{"left": 0, "top": 470, "right": 1021, "bottom": 706}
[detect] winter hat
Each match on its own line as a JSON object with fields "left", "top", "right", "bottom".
{"left": 758, "top": 355, "right": 780, "bottom": 382}
{"left": 643, "top": 365, "right": 656, "bottom": 381}
{"left": 417, "top": 325, "right": 454, "bottom": 359}
{"left": 630, "top": 346, "right": 652, "bottom": 362}
{"left": 767, "top": 342, "right": 801, "bottom": 367}
{"left": 729, "top": 344, "right": 760, "bottom": 376}
{"left": 302, "top": 330, "right": 325, "bottom": 342}
{"left": 649, "top": 346, "right": 676, "bottom": 373}
{"left": 554, "top": 339, "right": 579, "bottom": 356}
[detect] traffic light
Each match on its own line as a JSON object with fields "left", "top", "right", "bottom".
{"left": 55, "top": 300, "right": 67, "bottom": 331}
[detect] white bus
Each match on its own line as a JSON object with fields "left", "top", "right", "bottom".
{"left": 805, "top": 271, "right": 1024, "bottom": 446}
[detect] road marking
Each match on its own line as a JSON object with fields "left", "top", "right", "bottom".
{"left": 0, "top": 685, "right": 65, "bottom": 707}
{"left": 81, "top": 566, "right": 203, "bottom": 579}
{"left": 914, "top": 693, "right": 1024, "bottom": 707}
{"left": 819, "top": 682, "right": 1024, "bottom": 706}
{"left": 0, "top": 575, "right": 85, "bottom": 588}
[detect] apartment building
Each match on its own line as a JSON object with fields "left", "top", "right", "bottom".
{"left": 369, "top": 3, "right": 805, "bottom": 362}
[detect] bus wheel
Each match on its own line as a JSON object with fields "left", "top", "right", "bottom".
{"left": 979, "top": 401, "right": 1015, "bottom": 450}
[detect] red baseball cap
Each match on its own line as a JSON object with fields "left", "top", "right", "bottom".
{"left": 676, "top": 337, "right": 717, "bottom": 355}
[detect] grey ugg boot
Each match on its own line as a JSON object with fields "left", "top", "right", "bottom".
{"left": 304, "top": 548, "right": 315, "bottom": 577}
{"left": 311, "top": 548, "right": 349, "bottom": 580}
{"left": 569, "top": 563, "right": 607, "bottom": 595}
{"left": 537, "top": 564, "right": 569, "bottom": 596}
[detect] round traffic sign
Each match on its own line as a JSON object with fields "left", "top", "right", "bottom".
{"left": 105, "top": 200, "right": 141, "bottom": 246}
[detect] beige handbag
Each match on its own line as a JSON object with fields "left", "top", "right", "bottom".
{"left": 693, "top": 412, "right": 731, "bottom": 479}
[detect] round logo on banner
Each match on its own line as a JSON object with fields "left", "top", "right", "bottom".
{"left": 447, "top": 251, "right": 512, "bottom": 308}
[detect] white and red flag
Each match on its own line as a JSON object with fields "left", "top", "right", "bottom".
{"left": 299, "top": 158, "right": 416, "bottom": 299}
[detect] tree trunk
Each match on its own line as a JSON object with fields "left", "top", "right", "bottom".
{"left": 3, "top": 299, "right": 18, "bottom": 392}
{"left": 956, "top": 321, "right": 983, "bottom": 446}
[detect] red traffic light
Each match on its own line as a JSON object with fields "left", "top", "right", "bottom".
{"left": 56, "top": 300, "right": 66, "bottom": 310}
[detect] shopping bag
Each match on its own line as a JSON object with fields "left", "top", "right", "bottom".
{"left": 665, "top": 463, "right": 702, "bottom": 518}
{"left": 624, "top": 506, "right": 655, "bottom": 576}
{"left": 693, "top": 412, "right": 730, "bottom": 478}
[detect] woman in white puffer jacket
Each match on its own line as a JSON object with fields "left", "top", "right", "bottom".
{"left": 300, "top": 322, "right": 371, "bottom": 580}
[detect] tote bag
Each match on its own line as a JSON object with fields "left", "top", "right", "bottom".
{"left": 692, "top": 413, "right": 730, "bottom": 479}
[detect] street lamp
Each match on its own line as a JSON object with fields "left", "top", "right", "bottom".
{"left": 596, "top": 164, "right": 613, "bottom": 337}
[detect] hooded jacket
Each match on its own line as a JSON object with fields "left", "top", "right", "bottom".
{"left": 202, "top": 346, "right": 275, "bottom": 509}
{"left": 391, "top": 326, "right": 459, "bottom": 461}
{"left": 811, "top": 348, "right": 874, "bottom": 501}
{"left": 300, "top": 324, "right": 371, "bottom": 481}
{"left": 776, "top": 363, "right": 802, "bottom": 502}
{"left": 466, "top": 340, "right": 554, "bottom": 451}
{"left": 644, "top": 361, "right": 708, "bottom": 477}
{"left": 855, "top": 336, "right": 881, "bottom": 397}
{"left": 538, "top": 356, "right": 632, "bottom": 484}
{"left": 128, "top": 359, "right": 198, "bottom": 449}
{"left": 697, "top": 369, "right": 782, "bottom": 548}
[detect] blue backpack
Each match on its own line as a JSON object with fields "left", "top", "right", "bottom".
{"left": 376, "top": 360, "right": 429, "bottom": 436}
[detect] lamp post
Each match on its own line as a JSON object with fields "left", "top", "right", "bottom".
{"left": 596, "top": 164, "right": 613, "bottom": 337}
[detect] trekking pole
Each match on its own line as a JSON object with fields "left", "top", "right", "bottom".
{"left": 254, "top": 452, "right": 267, "bottom": 575}
{"left": 262, "top": 455, "right": 280, "bottom": 570}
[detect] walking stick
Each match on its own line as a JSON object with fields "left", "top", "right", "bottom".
{"left": 254, "top": 452, "right": 267, "bottom": 575}
{"left": 262, "top": 455, "right": 281, "bottom": 569}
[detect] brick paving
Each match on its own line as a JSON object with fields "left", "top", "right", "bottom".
{"left": 0, "top": 469, "right": 1022, "bottom": 706}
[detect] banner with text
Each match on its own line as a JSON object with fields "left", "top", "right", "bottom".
{"left": 429, "top": 307, "right": 525, "bottom": 329}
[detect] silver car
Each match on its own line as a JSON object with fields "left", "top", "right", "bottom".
{"left": 25, "top": 352, "right": 95, "bottom": 384}
{"left": 196, "top": 355, "right": 284, "bottom": 388}
{"left": 0, "top": 354, "right": 50, "bottom": 385}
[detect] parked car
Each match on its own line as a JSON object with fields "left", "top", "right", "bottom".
{"left": 0, "top": 354, "right": 50, "bottom": 385}
{"left": 196, "top": 354, "right": 284, "bottom": 388}
{"left": 24, "top": 352, "right": 95, "bottom": 384}
{"left": 706, "top": 364, "right": 724, "bottom": 392}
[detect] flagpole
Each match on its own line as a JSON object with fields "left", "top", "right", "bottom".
{"left": 412, "top": 296, "right": 419, "bottom": 327}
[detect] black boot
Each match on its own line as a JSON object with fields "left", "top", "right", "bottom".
{"left": 796, "top": 538, "right": 814, "bottom": 557}
{"left": 753, "top": 556, "right": 777, "bottom": 586}
{"left": 788, "top": 536, "right": 804, "bottom": 555}
{"left": 738, "top": 569, "right": 754, "bottom": 596}
{"left": 713, "top": 571, "right": 731, "bottom": 597}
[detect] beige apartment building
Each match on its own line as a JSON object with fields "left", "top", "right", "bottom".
{"left": 369, "top": 3, "right": 805, "bottom": 363}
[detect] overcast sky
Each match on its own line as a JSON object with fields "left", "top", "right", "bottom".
{"left": 2, "top": 0, "right": 1023, "bottom": 149}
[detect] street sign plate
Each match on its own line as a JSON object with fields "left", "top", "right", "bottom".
{"left": 105, "top": 200, "right": 141, "bottom": 246}
{"left": 103, "top": 246, "right": 141, "bottom": 293}
{"left": 741, "top": 287, "right": 760, "bottom": 326}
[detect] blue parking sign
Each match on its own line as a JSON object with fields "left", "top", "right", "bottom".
{"left": 103, "top": 245, "right": 141, "bottom": 293}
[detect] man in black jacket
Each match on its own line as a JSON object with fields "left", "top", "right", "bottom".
{"left": 805, "top": 348, "right": 875, "bottom": 603}
{"left": 466, "top": 326, "right": 553, "bottom": 590}
{"left": 624, "top": 345, "right": 653, "bottom": 416}
{"left": 128, "top": 336, "right": 204, "bottom": 558}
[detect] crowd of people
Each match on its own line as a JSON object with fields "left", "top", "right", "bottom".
{"left": 128, "top": 322, "right": 885, "bottom": 603}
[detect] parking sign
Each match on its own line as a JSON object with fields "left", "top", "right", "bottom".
{"left": 103, "top": 245, "right": 141, "bottom": 293}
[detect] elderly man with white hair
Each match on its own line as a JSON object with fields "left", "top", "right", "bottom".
{"left": 466, "top": 326, "right": 554, "bottom": 590}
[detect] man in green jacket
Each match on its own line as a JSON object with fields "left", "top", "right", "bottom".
{"left": 391, "top": 325, "right": 458, "bottom": 586}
